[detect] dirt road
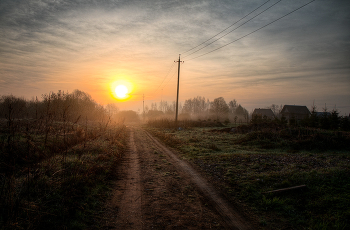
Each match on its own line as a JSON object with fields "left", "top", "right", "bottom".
{"left": 106, "top": 126, "right": 253, "bottom": 229}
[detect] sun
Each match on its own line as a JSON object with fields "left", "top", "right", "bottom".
{"left": 110, "top": 80, "right": 134, "bottom": 101}
{"left": 115, "top": 85, "right": 128, "bottom": 98}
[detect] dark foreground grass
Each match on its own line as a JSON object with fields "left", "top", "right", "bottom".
{"left": 146, "top": 124, "right": 350, "bottom": 229}
{"left": 1, "top": 123, "right": 127, "bottom": 230}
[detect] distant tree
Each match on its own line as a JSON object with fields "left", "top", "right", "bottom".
{"left": 147, "top": 110, "right": 164, "bottom": 119}
{"left": 330, "top": 109, "right": 340, "bottom": 130}
{"left": 116, "top": 110, "right": 139, "bottom": 122}
{"left": 308, "top": 104, "right": 318, "bottom": 128}
{"left": 0, "top": 95, "right": 27, "bottom": 129}
{"left": 151, "top": 102, "right": 158, "bottom": 111}
{"left": 105, "top": 103, "right": 119, "bottom": 117}
{"left": 159, "top": 100, "right": 167, "bottom": 112}
{"left": 235, "top": 104, "right": 248, "bottom": 117}
{"left": 165, "top": 105, "right": 174, "bottom": 114}
{"left": 144, "top": 105, "right": 149, "bottom": 114}
{"left": 182, "top": 96, "right": 208, "bottom": 115}
{"left": 210, "top": 97, "right": 229, "bottom": 120}
{"left": 234, "top": 115, "right": 238, "bottom": 125}
{"left": 228, "top": 99, "right": 237, "bottom": 114}
{"left": 268, "top": 104, "right": 280, "bottom": 116}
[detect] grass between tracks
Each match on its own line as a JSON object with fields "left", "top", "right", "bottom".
{"left": 1, "top": 121, "right": 127, "bottom": 230}
{"left": 145, "top": 123, "right": 350, "bottom": 230}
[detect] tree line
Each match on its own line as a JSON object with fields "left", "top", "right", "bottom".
{"left": 139, "top": 96, "right": 249, "bottom": 123}
{"left": 0, "top": 90, "right": 109, "bottom": 124}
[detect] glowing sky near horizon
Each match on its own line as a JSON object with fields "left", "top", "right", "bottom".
{"left": 0, "top": 0, "right": 349, "bottom": 114}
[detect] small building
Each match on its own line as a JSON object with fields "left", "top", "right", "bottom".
{"left": 252, "top": 108, "right": 275, "bottom": 119}
{"left": 280, "top": 105, "right": 310, "bottom": 120}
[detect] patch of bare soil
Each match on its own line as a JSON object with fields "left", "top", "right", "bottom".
{"left": 103, "top": 126, "right": 254, "bottom": 229}
{"left": 100, "top": 128, "right": 142, "bottom": 229}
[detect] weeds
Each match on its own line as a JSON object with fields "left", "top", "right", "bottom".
{"left": 0, "top": 91, "right": 128, "bottom": 229}
{"left": 148, "top": 121, "right": 350, "bottom": 229}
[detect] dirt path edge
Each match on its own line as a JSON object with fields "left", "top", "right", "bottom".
{"left": 143, "top": 129, "right": 253, "bottom": 230}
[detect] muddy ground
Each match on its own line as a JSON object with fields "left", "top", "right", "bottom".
{"left": 100, "top": 126, "right": 255, "bottom": 230}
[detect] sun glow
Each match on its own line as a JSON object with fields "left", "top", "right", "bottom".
{"left": 115, "top": 85, "right": 128, "bottom": 98}
{"left": 110, "top": 80, "right": 134, "bottom": 101}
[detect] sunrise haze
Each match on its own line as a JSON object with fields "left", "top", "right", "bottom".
{"left": 1, "top": 0, "right": 349, "bottom": 115}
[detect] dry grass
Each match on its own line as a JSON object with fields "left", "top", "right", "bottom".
{"left": 146, "top": 122, "right": 350, "bottom": 229}
{"left": 0, "top": 120, "right": 127, "bottom": 230}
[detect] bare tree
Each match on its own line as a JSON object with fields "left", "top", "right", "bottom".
{"left": 228, "top": 99, "right": 237, "bottom": 114}
{"left": 210, "top": 97, "right": 229, "bottom": 120}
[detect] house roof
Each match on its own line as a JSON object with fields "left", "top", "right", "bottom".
{"left": 281, "top": 105, "right": 310, "bottom": 115}
{"left": 252, "top": 108, "right": 275, "bottom": 117}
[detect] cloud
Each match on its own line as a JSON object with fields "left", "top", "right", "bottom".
{"left": 0, "top": 0, "right": 349, "bottom": 113}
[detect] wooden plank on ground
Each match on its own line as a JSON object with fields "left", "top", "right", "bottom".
{"left": 263, "top": 185, "right": 307, "bottom": 194}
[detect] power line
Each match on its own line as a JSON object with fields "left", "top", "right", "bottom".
{"left": 162, "top": 66, "right": 178, "bottom": 89}
{"left": 150, "top": 61, "right": 176, "bottom": 96}
{"left": 185, "top": 0, "right": 316, "bottom": 61}
{"left": 144, "top": 63, "right": 177, "bottom": 100}
{"left": 182, "top": 0, "right": 272, "bottom": 56}
{"left": 183, "top": 0, "right": 283, "bottom": 58}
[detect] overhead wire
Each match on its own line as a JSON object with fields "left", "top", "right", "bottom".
{"left": 149, "top": 61, "right": 176, "bottom": 97}
{"left": 183, "top": 0, "right": 284, "bottom": 58}
{"left": 161, "top": 66, "right": 178, "bottom": 89}
{"left": 182, "top": 0, "right": 272, "bottom": 55}
{"left": 184, "top": 0, "right": 317, "bottom": 61}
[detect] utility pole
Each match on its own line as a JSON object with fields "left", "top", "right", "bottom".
{"left": 175, "top": 54, "right": 183, "bottom": 126}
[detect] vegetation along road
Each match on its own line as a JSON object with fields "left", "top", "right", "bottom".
{"left": 106, "top": 126, "right": 254, "bottom": 229}
{"left": 105, "top": 120, "right": 350, "bottom": 230}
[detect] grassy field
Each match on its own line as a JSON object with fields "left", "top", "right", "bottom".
{"left": 146, "top": 122, "right": 350, "bottom": 229}
{"left": 0, "top": 119, "right": 127, "bottom": 230}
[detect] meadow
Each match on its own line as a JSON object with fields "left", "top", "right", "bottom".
{"left": 146, "top": 119, "right": 350, "bottom": 229}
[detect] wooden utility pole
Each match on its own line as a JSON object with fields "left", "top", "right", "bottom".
{"left": 143, "top": 94, "right": 145, "bottom": 121}
{"left": 175, "top": 54, "right": 183, "bottom": 125}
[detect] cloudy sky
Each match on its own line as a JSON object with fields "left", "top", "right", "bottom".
{"left": 1, "top": 0, "right": 349, "bottom": 114}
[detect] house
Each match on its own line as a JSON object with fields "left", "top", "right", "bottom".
{"left": 280, "top": 105, "right": 310, "bottom": 121}
{"left": 252, "top": 108, "right": 275, "bottom": 119}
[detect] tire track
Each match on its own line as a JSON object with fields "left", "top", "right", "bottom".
{"left": 143, "top": 129, "right": 253, "bottom": 230}
{"left": 114, "top": 128, "right": 142, "bottom": 229}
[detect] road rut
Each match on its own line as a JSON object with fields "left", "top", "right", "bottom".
{"left": 110, "top": 126, "right": 253, "bottom": 229}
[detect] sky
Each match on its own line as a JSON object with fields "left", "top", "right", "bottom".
{"left": 1, "top": 0, "right": 349, "bottom": 115}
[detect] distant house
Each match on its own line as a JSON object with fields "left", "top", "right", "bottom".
{"left": 252, "top": 108, "right": 275, "bottom": 119}
{"left": 280, "top": 105, "right": 310, "bottom": 121}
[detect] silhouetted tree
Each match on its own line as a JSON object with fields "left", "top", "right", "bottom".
{"left": 106, "top": 103, "right": 119, "bottom": 117}
{"left": 228, "top": 99, "right": 237, "bottom": 114}
{"left": 0, "top": 95, "right": 27, "bottom": 120}
{"left": 182, "top": 96, "right": 209, "bottom": 115}
{"left": 210, "top": 97, "right": 229, "bottom": 120}
{"left": 330, "top": 110, "right": 340, "bottom": 130}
